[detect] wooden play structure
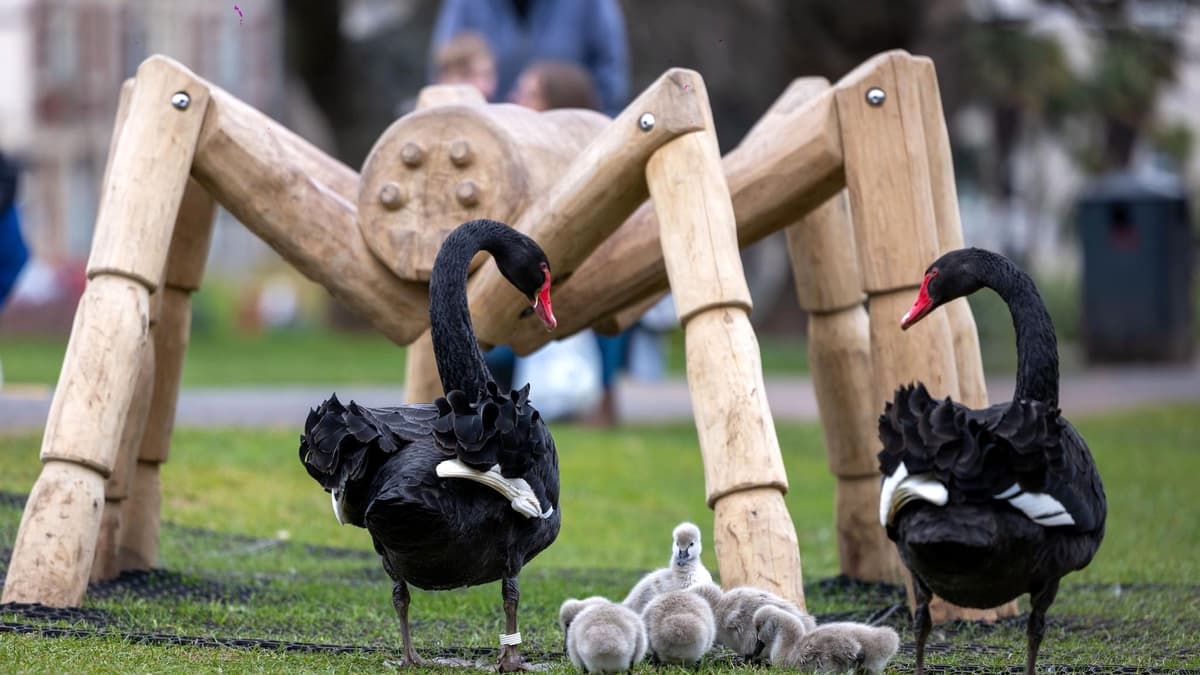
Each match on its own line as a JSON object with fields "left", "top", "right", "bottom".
{"left": 2, "top": 51, "right": 1016, "bottom": 623}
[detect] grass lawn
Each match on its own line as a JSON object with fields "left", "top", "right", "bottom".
{"left": 1, "top": 405, "right": 1197, "bottom": 672}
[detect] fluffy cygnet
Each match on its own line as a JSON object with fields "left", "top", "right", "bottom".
{"left": 754, "top": 606, "right": 899, "bottom": 674}
{"left": 691, "top": 582, "right": 816, "bottom": 659}
{"left": 622, "top": 521, "right": 714, "bottom": 613}
{"left": 559, "top": 596, "right": 647, "bottom": 674}
{"left": 641, "top": 588, "right": 716, "bottom": 666}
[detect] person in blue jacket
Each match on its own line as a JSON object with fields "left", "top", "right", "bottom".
{"left": 0, "top": 151, "right": 29, "bottom": 312}
{"left": 429, "top": 0, "right": 630, "bottom": 117}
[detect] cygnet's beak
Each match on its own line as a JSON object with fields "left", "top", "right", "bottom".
{"left": 751, "top": 639, "right": 767, "bottom": 659}
{"left": 675, "top": 548, "right": 689, "bottom": 565}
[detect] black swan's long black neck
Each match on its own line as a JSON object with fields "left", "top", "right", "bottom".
{"left": 972, "top": 251, "right": 1060, "bottom": 405}
{"left": 428, "top": 220, "right": 520, "bottom": 398}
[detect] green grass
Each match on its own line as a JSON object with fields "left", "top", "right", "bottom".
{"left": 0, "top": 405, "right": 1197, "bottom": 672}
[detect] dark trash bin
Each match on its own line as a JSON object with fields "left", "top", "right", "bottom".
{"left": 1077, "top": 170, "right": 1194, "bottom": 363}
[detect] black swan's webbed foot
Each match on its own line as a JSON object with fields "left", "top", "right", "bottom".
{"left": 912, "top": 575, "right": 933, "bottom": 675}
{"left": 1025, "top": 579, "right": 1060, "bottom": 675}
{"left": 390, "top": 579, "right": 425, "bottom": 667}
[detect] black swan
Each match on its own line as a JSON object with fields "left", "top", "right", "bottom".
{"left": 299, "top": 219, "right": 561, "bottom": 670}
{"left": 877, "top": 247, "right": 1106, "bottom": 675}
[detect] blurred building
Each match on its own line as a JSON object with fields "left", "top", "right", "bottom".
{"left": 0, "top": 0, "right": 283, "bottom": 263}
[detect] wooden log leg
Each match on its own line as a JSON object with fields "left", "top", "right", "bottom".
{"left": 2, "top": 56, "right": 207, "bottom": 606}
{"left": 118, "top": 179, "right": 217, "bottom": 572}
{"left": 117, "top": 287, "right": 190, "bottom": 571}
{"left": 2, "top": 277, "right": 151, "bottom": 605}
{"left": 786, "top": 191, "right": 901, "bottom": 582}
{"left": 647, "top": 83, "right": 803, "bottom": 607}
{"left": 808, "top": 308, "right": 902, "bottom": 581}
{"left": 93, "top": 322, "right": 156, "bottom": 582}
{"left": 403, "top": 330, "right": 443, "bottom": 403}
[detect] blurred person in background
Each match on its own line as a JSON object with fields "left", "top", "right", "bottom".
{"left": 0, "top": 151, "right": 31, "bottom": 389}
{"left": 433, "top": 30, "right": 498, "bottom": 100}
{"left": 429, "top": 0, "right": 630, "bottom": 117}
{"left": 509, "top": 59, "right": 600, "bottom": 111}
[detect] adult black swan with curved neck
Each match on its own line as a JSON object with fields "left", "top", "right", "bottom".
{"left": 299, "top": 219, "right": 560, "bottom": 671}
{"left": 878, "top": 248, "right": 1106, "bottom": 675}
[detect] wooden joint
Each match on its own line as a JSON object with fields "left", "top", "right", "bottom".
{"left": 465, "top": 69, "right": 711, "bottom": 347}
{"left": 86, "top": 56, "right": 212, "bottom": 291}
{"left": 804, "top": 299, "right": 865, "bottom": 317}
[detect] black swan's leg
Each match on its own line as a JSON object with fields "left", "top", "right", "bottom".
{"left": 391, "top": 578, "right": 424, "bottom": 667}
{"left": 497, "top": 575, "right": 532, "bottom": 672}
{"left": 912, "top": 575, "right": 933, "bottom": 675}
{"left": 1025, "top": 578, "right": 1061, "bottom": 675}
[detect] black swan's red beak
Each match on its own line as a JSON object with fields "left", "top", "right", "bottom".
{"left": 901, "top": 270, "right": 937, "bottom": 330}
{"left": 533, "top": 264, "right": 556, "bottom": 330}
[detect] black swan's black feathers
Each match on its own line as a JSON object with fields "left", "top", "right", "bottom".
{"left": 432, "top": 382, "right": 551, "bottom": 477}
{"left": 878, "top": 383, "right": 1104, "bottom": 534}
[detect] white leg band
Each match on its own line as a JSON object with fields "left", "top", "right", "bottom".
{"left": 500, "top": 632, "right": 522, "bottom": 646}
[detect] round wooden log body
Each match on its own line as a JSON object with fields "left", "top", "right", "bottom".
{"left": 399, "top": 85, "right": 518, "bottom": 406}
{"left": 360, "top": 103, "right": 608, "bottom": 282}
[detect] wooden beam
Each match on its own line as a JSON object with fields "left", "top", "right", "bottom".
{"left": 191, "top": 85, "right": 430, "bottom": 346}
{"left": 913, "top": 55, "right": 1019, "bottom": 621}
{"left": 503, "top": 79, "right": 844, "bottom": 355}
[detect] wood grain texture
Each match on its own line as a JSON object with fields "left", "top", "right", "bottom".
{"left": 0, "top": 462, "right": 107, "bottom": 606}
{"left": 836, "top": 51, "right": 941, "bottom": 293}
{"left": 86, "top": 56, "right": 210, "bottom": 289}
{"left": 37, "top": 277, "right": 150, "bottom": 473}
{"left": 786, "top": 191, "right": 865, "bottom": 313}
{"left": 93, "top": 331, "right": 155, "bottom": 582}
{"left": 117, "top": 181, "right": 216, "bottom": 572}
{"left": 712, "top": 488, "right": 807, "bottom": 609}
